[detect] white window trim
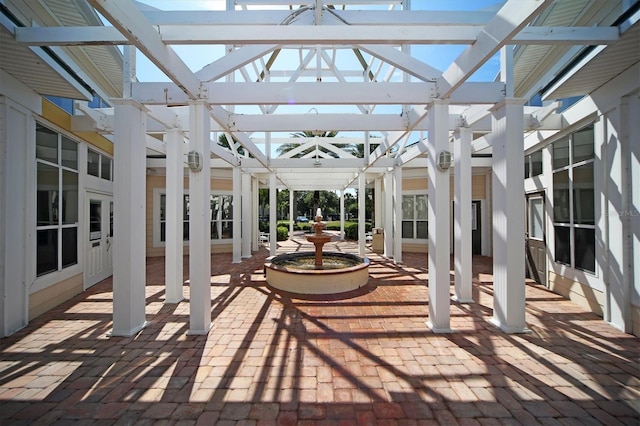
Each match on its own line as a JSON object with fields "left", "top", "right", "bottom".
{"left": 86, "top": 146, "right": 113, "bottom": 183}
{"left": 401, "top": 190, "right": 428, "bottom": 243}
{"left": 550, "top": 124, "right": 599, "bottom": 281}
{"left": 32, "top": 121, "right": 84, "bottom": 292}
{"left": 152, "top": 188, "right": 234, "bottom": 248}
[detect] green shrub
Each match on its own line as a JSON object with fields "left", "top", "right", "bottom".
{"left": 344, "top": 223, "right": 358, "bottom": 240}
{"left": 343, "top": 222, "right": 373, "bottom": 240}
{"left": 297, "top": 223, "right": 311, "bottom": 232}
{"left": 276, "top": 226, "right": 289, "bottom": 241}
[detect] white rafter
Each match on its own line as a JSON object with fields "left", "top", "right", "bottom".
{"left": 437, "top": 0, "right": 555, "bottom": 99}
{"left": 87, "top": 0, "right": 202, "bottom": 99}
{"left": 16, "top": 25, "right": 618, "bottom": 46}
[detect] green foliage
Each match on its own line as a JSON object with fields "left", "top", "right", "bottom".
{"left": 276, "top": 226, "right": 289, "bottom": 241}
{"left": 344, "top": 223, "right": 359, "bottom": 240}
{"left": 343, "top": 222, "right": 373, "bottom": 240}
{"left": 297, "top": 222, "right": 311, "bottom": 231}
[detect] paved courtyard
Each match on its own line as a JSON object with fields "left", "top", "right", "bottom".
{"left": 1, "top": 237, "right": 639, "bottom": 425}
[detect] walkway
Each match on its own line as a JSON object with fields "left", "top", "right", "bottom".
{"left": 1, "top": 238, "right": 638, "bottom": 425}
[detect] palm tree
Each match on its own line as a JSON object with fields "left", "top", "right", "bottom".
{"left": 276, "top": 130, "right": 342, "bottom": 158}
{"left": 218, "top": 133, "right": 246, "bottom": 156}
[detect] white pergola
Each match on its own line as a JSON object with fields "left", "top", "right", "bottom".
{"left": 13, "top": 0, "right": 620, "bottom": 336}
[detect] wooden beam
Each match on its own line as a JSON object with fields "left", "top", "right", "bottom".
{"left": 131, "top": 81, "right": 504, "bottom": 105}
{"left": 87, "top": 0, "right": 202, "bottom": 99}
{"left": 16, "top": 25, "right": 617, "bottom": 46}
{"left": 437, "top": 0, "right": 554, "bottom": 99}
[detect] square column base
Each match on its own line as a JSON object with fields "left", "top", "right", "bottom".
{"left": 489, "top": 317, "right": 531, "bottom": 334}
{"left": 188, "top": 323, "right": 214, "bottom": 336}
{"left": 109, "top": 321, "right": 149, "bottom": 337}
{"left": 452, "top": 295, "right": 474, "bottom": 304}
{"left": 426, "top": 321, "right": 454, "bottom": 334}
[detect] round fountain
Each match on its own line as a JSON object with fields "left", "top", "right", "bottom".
{"left": 265, "top": 208, "right": 370, "bottom": 296}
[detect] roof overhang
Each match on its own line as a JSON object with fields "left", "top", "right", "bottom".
{"left": 0, "top": 12, "right": 92, "bottom": 100}
{"left": 542, "top": 13, "right": 640, "bottom": 100}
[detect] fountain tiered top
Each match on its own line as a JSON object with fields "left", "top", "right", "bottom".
{"left": 306, "top": 208, "right": 332, "bottom": 268}
{"left": 311, "top": 208, "right": 327, "bottom": 235}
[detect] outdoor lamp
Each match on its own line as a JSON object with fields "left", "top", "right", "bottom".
{"left": 187, "top": 150, "right": 203, "bottom": 172}
{"left": 436, "top": 150, "right": 452, "bottom": 172}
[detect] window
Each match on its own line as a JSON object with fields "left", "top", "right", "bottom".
{"left": 158, "top": 192, "right": 233, "bottom": 243}
{"left": 88, "top": 95, "right": 110, "bottom": 109}
{"left": 45, "top": 96, "right": 74, "bottom": 115}
{"left": 552, "top": 125, "right": 595, "bottom": 273}
{"left": 36, "top": 124, "right": 79, "bottom": 276}
{"left": 160, "top": 194, "right": 190, "bottom": 242}
{"left": 524, "top": 149, "right": 543, "bottom": 178}
{"left": 402, "top": 194, "right": 428, "bottom": 239}
{"left": 529, "top": 197, "right": 544, "bottom": 240}
{"left": 87, "top": 147, "right": 112, "bottom": 181}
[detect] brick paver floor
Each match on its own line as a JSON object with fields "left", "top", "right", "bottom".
{"left": 1, "top": 236, "right": 639, "bottom": 425}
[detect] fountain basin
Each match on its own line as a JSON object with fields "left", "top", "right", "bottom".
{"left": 265, "top": 251, "right": 370, "bottom": 295}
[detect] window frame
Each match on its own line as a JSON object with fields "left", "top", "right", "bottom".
{"left": 86, "top": 147, "right": 113, "bottom": 182}
{"left": 401, "top": 192, "right": 428, "bottom": 241}
{"left": 35, "top": 123, "right": 80, "bottom": 278}
{"left": 552, "top": 124, "right": 596, "bottom": 274}
{"left": 153, "top": 188, "right": 234, "bottom": 247}
{"left": 524, "top": 149, "right": 543, "bottom": 179}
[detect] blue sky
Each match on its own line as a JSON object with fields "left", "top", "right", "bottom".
{"left": 127, "top": 1, "right": 504, "bottom": 142}
{"left": 133, "top": 0, "right": 504, "bottom": 83}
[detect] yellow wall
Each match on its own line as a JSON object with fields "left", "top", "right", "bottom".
{"left": 401, "top": 174, "right": 487, "bottom": 199}
{"left": 400, "top": 174, "right": 488, "bottom": 253}
{"left": 42, "top": 98, "right": 113, "bottom": 155}
{"left": 29, "top": 273, "right": 83, "bottom": 320}
{"left": 549, "top": 272, "right": 605, "bottom": 317}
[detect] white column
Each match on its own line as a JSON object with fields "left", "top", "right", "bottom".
{"left": 394, "top": 167, "right": 403, "bottom": 263}
{"left": 241, "top": 172, "right": 252, "bottom": 258}
{"left": 112, "top": 99, "right": 148, "bottom": 336}
{"left": 374, "top": 178, "right": 382, "bottom": 229}
{"left": 340, "top": 190, "right": 345, "bottom": 240}
{"left": 0, "top": 97, "right": 29, "bottom": 337}
{"left": 358, "top": 173, "right": 366, "bottom": 256}
{"left": 252, "top": 178, "right": 259, "bottom": 251}
{"left": 604, "top": 95, "right": 637, "bottom": 333}
{"left": 232, "top": 166, "right": 241, "bottom": 263}
{"left": 164, "top": 128, "right": 184, "bottom": 304}
{"left": 188, "top": 101, "right": 212, "bottom": 335}
{"left": 427, "top": 99, "right": 451, "bottom": 333}
{"left": 289, "top": 190, "right": 294, "bottom": 240}
{"left": 453, "top": 126, "right": 473, "bottom": 303}
{"left": 490, "top": 98, "right": 526, "bottom": 333}
{"left": 269, "top": 173, "right": 277, "bottom": 256}
{"left": 628, "top": 94, "right": 640, "bottom": 334}
{"left": 384, "top": 172, "right": 394, "bottom": 258}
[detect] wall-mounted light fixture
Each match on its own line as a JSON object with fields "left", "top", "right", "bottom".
{"left": 436, "top": 150, "right": 452, "bottom": 172}
{"left": 187, "top": 150, "right": 203, "bottom": 172}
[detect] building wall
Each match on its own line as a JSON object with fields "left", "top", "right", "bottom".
{"left": 1, "top": 73, "right": 116, "bottom": 336}
{"left": 0, "top": 94, "right": 31, "bottom": 336}
{"left": 535, "top": 64, "right": 640, "bottom": 336}
{"left": 28, "top": 273, "right": 83, "bottom": 320}
{"left": 146, "top": 174, "right": 234, "bottom": 257}
{"left": 549, "top": 272, "right": 605, "bottom": 316}
{"left": 401, "top": 174, "right": 487, "bottom": 197}
{"left": 400, "top": 172, "right": 489, "bottom": 254}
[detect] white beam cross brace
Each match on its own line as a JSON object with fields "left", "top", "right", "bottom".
{"left": 88, "top": 0, "right": 203, "bottom": 99}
